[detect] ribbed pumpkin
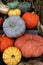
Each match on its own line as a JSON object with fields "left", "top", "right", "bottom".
{"left": 3, "top": 16, "right": 26, "bottom": 38}
{"left": 0, "top": 34, "right": 14, "bottom": 52}
{"left": 3, "top": 47, "right": 22, "bottom": 65}
{"left": 15, "top": 34, "right": 43, "bottom": 58}
{"left": 22, "top": 12, "right": 39, "bottom": 29}
{"left": 8, "top": 9, "right": 21, "bottom": 16}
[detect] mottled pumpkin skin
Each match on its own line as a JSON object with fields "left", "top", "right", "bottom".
{"left": 0, "top": 35, "right": 14, "bottom": 52}
{"left": 15, "top": 34, "right": 43, "bottom": 58}
{"left": 22, "top": 12, "right": 39, "bottom": 29}
{"left": 8, "top": 9, "right": 21, "bottom": 16}
{"left": 3, "top": 47, "right": 22, "bottom": 65}
{"left": 3, "top": 16, "right": 26, "bottom": 38}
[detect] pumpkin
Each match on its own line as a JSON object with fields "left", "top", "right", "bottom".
{"left": 0, "top": 34, "right": 14, "bottom": 52}
{"left": 0, "top": 17, "right": 4, "bottom": 27}
{"left": 0, "top": 2, "right": 9, "bottom": 14}
{"left": 8, "top": 9, "right": 21, "bottom": 16}
{"left": 18, "top": 2, "right": 31, "bottom": 13}
{"left": 22, "top": 12, "right": 39, "bottom": 28}
{"left": 7, "top": 1, "right": 19, "bottom": 9}
{"left": 15, "top": 34, "right": 43, "bottom": 58}
{"left": 3, "top": 16, "right": 26, "bottom": 38}
{"left": 3, "top": 47, "right": 22, "bottom": 65}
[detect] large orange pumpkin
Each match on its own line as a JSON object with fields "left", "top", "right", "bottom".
{"left": 22, "top": 12, "right": 39, "bottom": 28}
{"left": 15, "top": 34, "right": 43, "bottom": 58}
{"left": 0, "top": 34, "right": 14, "bottom": 52}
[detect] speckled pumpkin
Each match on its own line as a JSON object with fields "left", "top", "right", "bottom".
{"left": 8, "top": 9, "right": 21, "bottom": 16}
{"left": 3, "top": 16, "right": 26, "bottom": 38}
{"left": 3, "top": 47, "right": 22, "bottom": 65}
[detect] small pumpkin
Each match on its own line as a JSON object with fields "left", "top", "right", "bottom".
{"left": 15, "top": 34, "right": 43, "bottom": 58}
{"left": 3, "top": 16, "right": 26, "bottom": 38}
{"left": 0, "top": 17, "right": 4, "bottom": 27}
{"left": 7, "top": 1, "right": 19, "bottom": 9}
{"left": 8, "top": 9, "right": 21, "bottom": 16}
{"left": 3, "top": 47, "right": 22, "bottom": 65}
{"left": 22, "top": 12, "right": 39, "bottom": 28}
{"left": 18, "top": 2, "right": 31, "bottom": 13}
{"left": 0, "top": 34, "right": 14, "bottom": 52}
{"left": 0, "top": 2, "right": 9, "bottom": 14}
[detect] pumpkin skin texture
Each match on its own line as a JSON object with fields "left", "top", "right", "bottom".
{"left": 3, "top": 47, "right": 22, "bottom": 65}
{"left": 0, "top": 17, "right": 4, "bottom": 27}
{"left": 22, "top": 12, "right": 39, "bottom": 29}
{"left": 0, "top": 35, "right": 14, "bottom": 52}
{"left": 15, "top": 34, "right": 43, "bottom": 58}
{"left": 3, "top": 16, "right": 26, "bottom": 38}
{"left": 8, "top": 9, "right": 21, "bottom": 16}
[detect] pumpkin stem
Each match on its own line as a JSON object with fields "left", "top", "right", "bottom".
{"left": 28, "top": 36, "right": 33, "bottom": 40}
{"left": 11, "top": 55, "right": 15, "bottom": 58}
{"left": 10, "top": 23, "right": 15, "bottom": 28}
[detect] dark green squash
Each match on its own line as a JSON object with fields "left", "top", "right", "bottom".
{"left": 18, "top": 2, "right": 31, "bottom": 13}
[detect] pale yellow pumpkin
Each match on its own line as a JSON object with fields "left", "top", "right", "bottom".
{"left": 3, "top": 47, "right": 22, "bottom": 65}
{"left": 8, "top": 9, "right": 21, "bottom": 16}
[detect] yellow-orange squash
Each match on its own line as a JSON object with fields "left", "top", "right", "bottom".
{"left": 8, "top": 9, "right": 21, "bottom": 16}
{"left": 3, "top": 47, "right": 22, "bottom": 65}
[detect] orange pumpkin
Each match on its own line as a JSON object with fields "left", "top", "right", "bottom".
{"left": 22, "top": 12, "right": 39, "bottom": 28}
{"left": 15, "top": 34, "right": 43, "bottom": 58}
{"left": 0, "top": 34, "right": 14, "bottom": 52}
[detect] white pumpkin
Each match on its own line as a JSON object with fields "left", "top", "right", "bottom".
{"left": 3, "top": 16, "right": 26, "bottom": 38}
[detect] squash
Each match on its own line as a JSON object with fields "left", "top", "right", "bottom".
{"left": 3, "top": 16, "right": 26, "bottom": 38}
{"left": 22, "top": 12, "right": 39, "bottom": 29}
{"left": 0, "top": 17, "right": 4, "bottom": 27}
{"left": 8, "top": 9, "right": 21, "bottom": 16}
{"left": 18, "top": 2, "right": 31, "bottom": 13}
{"left": 0, "top": 2, "right": 9, "bottom": 14}
{"left": 0, "top": 34, "right": 14, "bottom": 52}
{"left": 3, "top": 47, "right": 22, "bottom": 65}
{"left": 15, "top": 34, "right": 43, "bottom": 58}
{"left": 7, "top": 1, "right": 19, "bottom": 9}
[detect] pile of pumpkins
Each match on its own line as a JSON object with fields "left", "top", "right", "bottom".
{"left": 0, "top": 1, "right": 43, "bottom": 65}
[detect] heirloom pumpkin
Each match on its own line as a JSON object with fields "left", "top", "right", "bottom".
{"left": 0, "top": 34, "right": 14, "bottom": 52}
{"left": 3, "top": 47, "right": 22, "bottom": 65}
{"left": 22, "top": 12, "right": 39, "bottom": 28}
{"left": 3, "top": 16, "right": 26, "bottom": 38}
{"left": 8, "top": 9, "right": 21, "bottom": 16}
{"left": 15, "top": 34, "right": 43, "bottom": 58}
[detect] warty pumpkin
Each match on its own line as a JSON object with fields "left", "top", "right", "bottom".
{"left": 3, "top": 16, "right": 26, "bottom": 38}
{"left": 15, "top": 34, "right": 43, "bottom": 58}
{"left": 0, "top": 34, "right": 14, "bottom": 52}
{"left": 22, "top": 12, "right": 39, "bottom": 29}
{"left": 8, "top": 9, "right": 21, "bottom": 16}
{"left": 3, "top": 47, "right": 22, "bottom": 65}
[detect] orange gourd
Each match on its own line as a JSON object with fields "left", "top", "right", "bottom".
{"left": 22, "top": 12, "right": 39, "bottom": 28}
{"left": 0, "top": 34, "right": 14, "bottom": 52}
{"left": 15, "top": 34, "right": 43, "bottom": 58}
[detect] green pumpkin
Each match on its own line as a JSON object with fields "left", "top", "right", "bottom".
{"left": 7, "top": 1, "right": 19, "bottom": 9}
{"left": 18, "top": 2, "right": 31, "bottom": 13}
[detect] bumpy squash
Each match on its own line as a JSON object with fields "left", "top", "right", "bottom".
{"left": 15, "top": 34, "right": 43, "bottom": 58}
{"left": 18, "top": 2, "right": 31, "bottom": 13}
{"left": 3, "top": 16, "right": 26, "bottom": 38}
{"left": 7, "top": 1, "right": 19, "bottom": 9}
{"left": 0, "top": 34, "right": 14, "bottom": 52}
{"left": 8, "top": 9, "right": 21, "bottom": 16}
{"left": 3, "top": 47, "right": 22, "bottom": 65}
